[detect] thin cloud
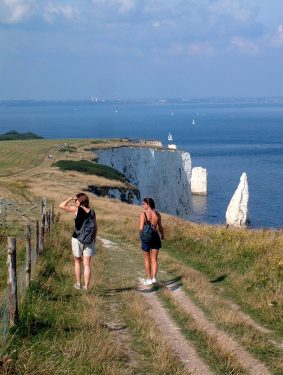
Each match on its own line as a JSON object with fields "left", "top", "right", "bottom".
{"left": 270, "top": 24, "right": 283, "bottom": 48}
{"left": 230, "top": 36, "right": 259, "bottom": 54}
{"left": 208, "top": 0, "right": 256, "bottom": 23}
{"left": 187, "top": 42, "right": 215, "bottom": 56}
{"left": 152, "top": 19, "right": 175, "bottom": 29}
{"left": 0, "top": 0, "right": 80, "bottom": 24}
{"left": 43, "top": 3, "right": 80, "bottom": 23}
{"left": 0, "top": 0, "right": 35, "bottom": 24}
{"left": 92, "top": 0, "right": 136, "bottom": 14}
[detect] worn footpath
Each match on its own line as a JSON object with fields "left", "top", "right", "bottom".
{"left": 97, "top": 235, "right": 277, "bottom": 375}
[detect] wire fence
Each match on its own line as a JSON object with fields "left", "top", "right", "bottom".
{"left": 0, "top": 198, "right": 55, "bottom": 349}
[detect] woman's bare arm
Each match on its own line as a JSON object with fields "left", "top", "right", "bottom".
{"left": 157, "top": 213, "right": 164, "bottom": 240}
{"left": 59, "top": 197, "right": 77, "bottom": 213}
{"left": 139, "top": 212, "right": 145, "bottom": 232}
{"left": 93, "top": 212, "right": 97, "bottom": 241}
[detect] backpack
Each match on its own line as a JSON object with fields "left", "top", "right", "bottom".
{"left": 76, "top": 209, "right": 96, "bottom": 244}
{"left": 139, "top": 213, "right": 153, "bottom": 243}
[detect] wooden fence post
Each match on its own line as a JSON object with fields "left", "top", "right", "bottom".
{"left": 0, "top": 197, "right": 7, "bottom": 227}
{"left": 41, "top": 197, "right": 47, "bottom": 217}
{"left": 40, "top": 214, "right": 45, "bottom": 255}
{"left": 35, "top": 220, "right": 39, "bottom": 258}
{"left": 26, "top": 225, "right": 32, "bottom": 288}
{"left": 45, "top": 213, "right": 48, "bottom": 232}
{"left": 47, "top": 209, "right": 51, "bottom": 237}
{"left": 7, "top": 237, "right": 19, "bottom": 327}
{"left": 51, "top": 203, "right": 55, "bottom": 224}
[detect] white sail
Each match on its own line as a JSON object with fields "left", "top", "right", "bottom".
{"left": 168, "top": 132, "right": 173, "bottom": 141}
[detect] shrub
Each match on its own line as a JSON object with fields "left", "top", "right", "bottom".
{"left": 53, "top": 160, "right": 127, "bottom": 182}
{"left": 58, "top": 145, "right": 77, "bottom": 153}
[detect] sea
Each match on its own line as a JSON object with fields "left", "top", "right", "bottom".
{"left": 0, "top": 99, "right": 282, "bottom": 229}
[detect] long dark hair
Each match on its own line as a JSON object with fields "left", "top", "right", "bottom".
{"left": 76, "top": 193, "right": 90, "bottom": 208}
{"left": 143, "top": 197, "right": 155, "bottom": 209}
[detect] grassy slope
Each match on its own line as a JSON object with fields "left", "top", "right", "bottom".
{"left": 0, "top": 138, "right": 282, "bottom": 373}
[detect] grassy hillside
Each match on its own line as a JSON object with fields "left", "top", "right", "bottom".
{"left": 0, "top": 138, "right": 282, "bottom": 374}
{"left": 0, "top": 131, "right": 43, "bottom": 141}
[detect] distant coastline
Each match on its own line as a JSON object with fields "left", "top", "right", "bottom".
{"left": 1, "top": 96, "right": 283, "bottom": 107}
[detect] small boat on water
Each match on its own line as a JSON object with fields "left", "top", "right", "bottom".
{"left": 192, "top": 119, "right": 196, "bottom": 125}
{"left": 168, "top": 132, "right": 173, "bottom": 141}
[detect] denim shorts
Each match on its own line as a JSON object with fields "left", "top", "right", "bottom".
{"left": 141, "top": 231, "right": 161, "bottom": 251}
{"left": 72, "top": 237, "right": 96, "bottom": 257}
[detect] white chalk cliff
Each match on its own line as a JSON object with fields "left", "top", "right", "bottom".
{"left": 226, "top": 172, "right": 249, "bottom": 227}
{"left": 191, "top": 167, "right": 207, "bottom": 195}
{"left": 95, "top": 147, "right": 192, "bottom": 217}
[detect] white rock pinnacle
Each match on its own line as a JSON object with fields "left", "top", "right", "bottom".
{"left": 226, "top": 172, "right": 249, "bottom": 228}
{"left": 191, "top": 167, "right": 207, "bottom": 195}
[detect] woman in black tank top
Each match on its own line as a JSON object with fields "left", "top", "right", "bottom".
{"left": 139, "top": 197, "right": 164, "bottom": 287}
{"left": 59, "top": 192, "right": 97, "bottom": 290}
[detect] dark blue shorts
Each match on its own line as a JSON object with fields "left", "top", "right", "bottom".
{"left": 141, "top": 231, "right": 161, "bottom": 251}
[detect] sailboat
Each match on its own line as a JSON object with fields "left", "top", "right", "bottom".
{"left": 192, "top": 119, "right": 196, "bottom": 125}
{"left": 168, "top": 132, "right": 173, "bottom": 141}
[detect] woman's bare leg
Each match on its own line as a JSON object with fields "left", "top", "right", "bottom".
{"left": 143, "top": 251, "right": 152, "bottom": 279}
{"left": 74, "top": 256, "right": 81, "bottom": 284}
{"left": 83, "top": 256, "right": 92, "bottom": 289}
{"left": 150, "top": 249, "right": 159, "bottom": 278}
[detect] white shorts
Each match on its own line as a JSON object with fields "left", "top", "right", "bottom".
{"left": 71, "top": 237, "right": 96, "bottom": 257}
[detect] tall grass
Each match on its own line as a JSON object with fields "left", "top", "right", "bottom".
{"left": 0, "top": 222, "right": 132, "bottom": 375}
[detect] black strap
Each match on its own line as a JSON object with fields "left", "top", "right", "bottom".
{"left": 144, "top": 212, "right": 150, "bottom": 225}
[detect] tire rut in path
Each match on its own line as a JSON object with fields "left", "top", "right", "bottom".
{"left": 143, "top": 291, "right": 215, "bottom": 375}
{"left": 99, "top": 236, "right": 215, "bottom": 375}
{"left": 170, "top": 289, "right": 272, "bottom": 375}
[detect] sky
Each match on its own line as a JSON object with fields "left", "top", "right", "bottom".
{"left": 1, "top": 0, "right": 283, "bottom": 100}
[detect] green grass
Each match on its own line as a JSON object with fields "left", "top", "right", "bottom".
{"left": 1, "top": 223, "right": 132, "bottom": 375}
{"left": 164, "top": 230, "right": 283, "bottom": 332}
{"left": 53, "top": 159, "right": 127, "bottom": 182}
{"left": 0, "top": 140, "right": 55, "bottom": 175}
{"left": 90, "top": 138, "right": 127, "bottom": 144}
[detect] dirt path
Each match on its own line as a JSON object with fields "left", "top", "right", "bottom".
{"left": 170, "top": 288, "right": 271, "bottom": 375}
{"left": 143, "top": 291, "right": 214, "bottom": 375}
{"left": 99, "top": 236, "right": 215, "bottom": 374}
{"left": 98, "top": 235, "right": 276, "bottom": 375}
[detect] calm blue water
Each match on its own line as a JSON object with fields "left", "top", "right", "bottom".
{"left": 0, "top": 100, "right": 282, "bottom": 228}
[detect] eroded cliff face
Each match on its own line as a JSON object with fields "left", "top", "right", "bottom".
{"left": 95, "top": 147, "right": 192, "bottom": 217}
